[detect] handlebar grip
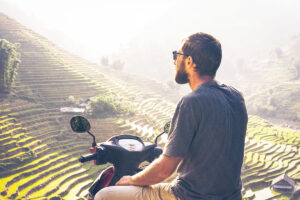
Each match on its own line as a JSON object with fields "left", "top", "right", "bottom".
{"left": 79, "top": 153, "right": 97, "bottom": 163}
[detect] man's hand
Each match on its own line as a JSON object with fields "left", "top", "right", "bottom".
{"left": 116, "top": 176, "right": 134, "bottom": 186}
{"left": 114, "top": 155, "right": 182, "bottom": 186}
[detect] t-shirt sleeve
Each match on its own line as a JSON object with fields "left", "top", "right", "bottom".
{"left": 163, "top": 97, "right": 198, "bottom": 158}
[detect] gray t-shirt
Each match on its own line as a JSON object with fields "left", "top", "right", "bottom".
{"left": 163, "top": 81, "right": 248, "bottom": 200}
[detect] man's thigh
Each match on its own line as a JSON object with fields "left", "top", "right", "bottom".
{"left": 94, "top": 183, "right": 178, "bottom": 200}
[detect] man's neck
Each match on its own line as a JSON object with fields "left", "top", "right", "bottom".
{"left": 189, "top": 75, "right": 215, "bottom": 91}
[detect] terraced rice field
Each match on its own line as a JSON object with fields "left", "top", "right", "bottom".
{"left": 0, "top": 13, "right": 299, "bottom": 200}
{"left": 242, "top": 117, "right": 300, "bottom": 190}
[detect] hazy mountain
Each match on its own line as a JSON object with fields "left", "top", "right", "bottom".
{"left": 245, "top": 34, "right": 300, "bottom": 121}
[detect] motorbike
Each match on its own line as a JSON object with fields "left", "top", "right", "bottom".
{"left": 70, "top": 116, "right": 170, "bottom": 200}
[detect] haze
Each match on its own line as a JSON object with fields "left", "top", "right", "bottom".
{"left": 0, "top": 0, "right": 300, "bottom": 87}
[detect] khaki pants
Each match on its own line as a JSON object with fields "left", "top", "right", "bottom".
{"left": 94, "top": 183, "right": 179, "bottom": 200}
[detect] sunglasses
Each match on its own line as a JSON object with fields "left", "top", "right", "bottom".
{"left": 172, "top": 51, "right": 188, "bottom": 61}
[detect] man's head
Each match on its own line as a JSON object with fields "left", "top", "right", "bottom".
{"left": 174, "top": 32, "right": 222, "bottom": 84}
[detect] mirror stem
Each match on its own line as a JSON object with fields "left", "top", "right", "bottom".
{"left": 87, "top": 131, "right": 96, "bottom": 147}
{"left": 155, "top": 131, "right": 165, "bottom": 145}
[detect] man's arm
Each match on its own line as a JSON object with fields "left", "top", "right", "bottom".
{"left": 116, "top": 154, "right": 182, "bottom": 186}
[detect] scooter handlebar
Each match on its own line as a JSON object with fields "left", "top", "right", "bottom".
{"left": 79, "top": 153, "right": 97, "bottom": 163}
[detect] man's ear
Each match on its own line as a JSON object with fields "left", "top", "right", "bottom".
{"left": 186, "top": 56, "right": 197, "bottom": 69}
{"left": 186, "top": 56, "right": 192, "bottom": 65}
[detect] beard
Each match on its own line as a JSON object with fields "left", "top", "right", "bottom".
{"left": 175, "top": 61, "right": 189, "bottom": 84}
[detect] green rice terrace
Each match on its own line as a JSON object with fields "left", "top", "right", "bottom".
{"left": 0, "top": 13, "right": 299, "bottom": 200}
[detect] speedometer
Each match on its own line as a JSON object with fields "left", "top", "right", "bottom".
{"left": 118, "top": 139, "right": 144, "bottom": 151}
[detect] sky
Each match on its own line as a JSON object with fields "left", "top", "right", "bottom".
{"left": 0, "top": 0, "right": 176, "bottom": 59}
{"left": 0, "top": 0, "right": 300, "bottom": 83}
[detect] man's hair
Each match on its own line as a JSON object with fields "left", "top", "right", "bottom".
{"left": 182, "top": 32, "right": 222, "bottom": 77}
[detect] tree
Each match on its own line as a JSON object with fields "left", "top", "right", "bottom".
{"left": 274, "top": 48, "right": 283, "bottom": 59}
{"left": 111, "top": 59, "right": 124, "bottom": 71}
{"left": 100, "top": 56, "right": 109, "bottom": 66}
{"left": 0, "top": 39, "right": 21, "bottom": 93}
{"left": 294, "top": 59, "right": 300, "bottom": 80}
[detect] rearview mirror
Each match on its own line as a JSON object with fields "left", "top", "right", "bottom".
{"left": 70, "top": 116, "right": 91, "bottom": 133}
{"left": 164, "top": 121, "right": 170, "bottom": 133}
{"left": 154, "top": 121, "right": 171, "bottom": 145}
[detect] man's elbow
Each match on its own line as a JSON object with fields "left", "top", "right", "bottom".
{"left": 156, "top": 155, "right": 181, "bottom": 180}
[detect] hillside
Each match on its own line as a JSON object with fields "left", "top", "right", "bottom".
{"left": 246, "top": 81, "right": 300, "bottom": 123}
{"left": 0, "top": 13, "right": 299, "bottom": 200}
{"left": 241, "top": 34, "right": 300, "bottom": 123}
{"left": 0, "top": 13, "right": 179, "bottom": 200}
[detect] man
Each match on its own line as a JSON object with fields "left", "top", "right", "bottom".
{"left": 95, "top": 32, "right": 248, "bottom": 200}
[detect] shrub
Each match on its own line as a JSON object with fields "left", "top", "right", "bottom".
{"left": 0, "top": 39, "right": 21, "bottom": 93}
{"left": 88, "top": 93, "right": 135, "bottom": 117}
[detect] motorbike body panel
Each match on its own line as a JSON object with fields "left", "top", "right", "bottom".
{"left": 88, "top": 166, "right": 115, "bottom": 197}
